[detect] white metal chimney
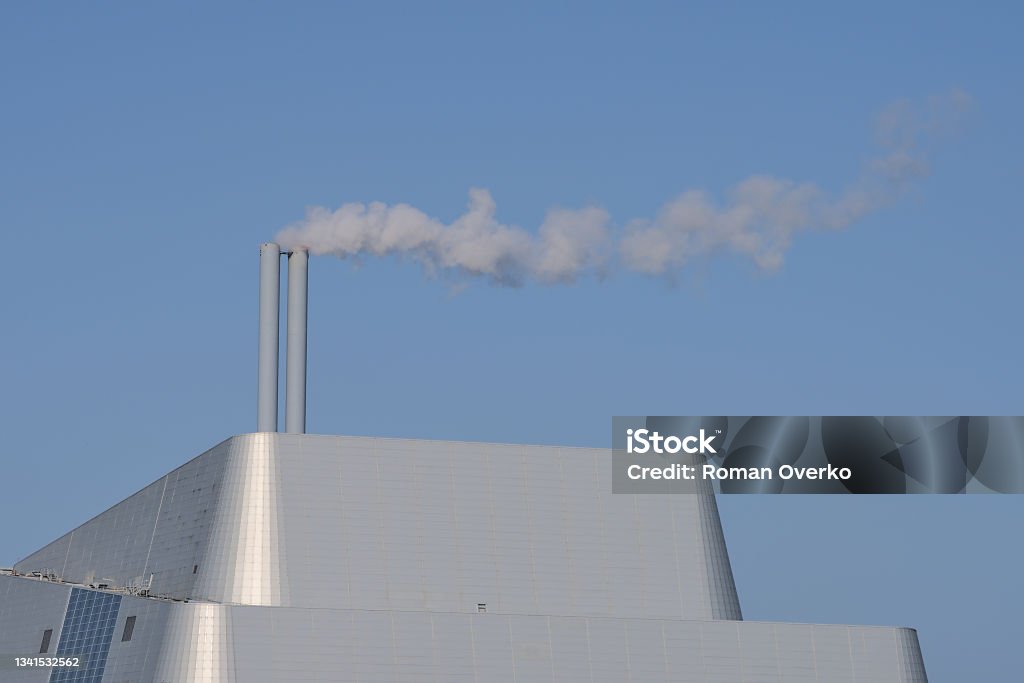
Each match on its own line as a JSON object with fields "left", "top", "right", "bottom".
{"left": 257, "top": 242, "right": 281, "bottom": 432}
{"left": 285, "top": 249, "right": 308, "bottom": 434}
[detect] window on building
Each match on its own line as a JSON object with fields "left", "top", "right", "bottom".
{"left": 39, "top": 629, "right": 52, "bottom": 653}
{"left": 477, "top": 604, "right": 487, "bottom": 613}
{"left": 193, "top": 565, "right": 199, "bottom": 574}
{"left": 121, "top": 616, "right": 136, "bottom": 642}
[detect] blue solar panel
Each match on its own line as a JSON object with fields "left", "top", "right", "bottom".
{"left": 50, "top": 588, "right": 122, "bottom": 683}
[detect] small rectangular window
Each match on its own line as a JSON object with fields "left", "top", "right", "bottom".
{"left": 39, "top": 629, "right": 52, "bottom": 653}
{"left": 121, "top": 616, "right": 136, "bottom": 642}
{"left": 477, "top": 604, "right": 487, "bottom": 613}
{"left": 193, "top": 565, "right": 199, "bottom": 574}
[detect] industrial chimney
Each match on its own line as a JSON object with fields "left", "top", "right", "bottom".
{"left": 285, "top": 249, "right": 308, "bottom": 434}
{"left": 256, "top": 243, "right": 308, "bottom": 433}
{"left": 257, "top": 243, "right": 281, "bottom": 432}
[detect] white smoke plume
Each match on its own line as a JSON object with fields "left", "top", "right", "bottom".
{"left": 276, "top": 90, "right": 970, "bottom": 284}
{"left": 275, "top": 188, "right": 611, "bottom": 285}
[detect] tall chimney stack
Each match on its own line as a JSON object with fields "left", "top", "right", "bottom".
{"left": 285, "top": 249, "right": 309, "bottom": 434}
{"left": 257, "top": 242, "right": 281, "bottom": 432}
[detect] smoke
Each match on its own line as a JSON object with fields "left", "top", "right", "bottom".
{"left": 275, "top": 188, "right": 611, "bottom": 285}
{"left": 276, "top": 90, "right": 970, "bottom": 284}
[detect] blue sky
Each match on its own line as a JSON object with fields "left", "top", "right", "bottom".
{"left": 1, "top": 3, "right": 1021, "bottom": 680}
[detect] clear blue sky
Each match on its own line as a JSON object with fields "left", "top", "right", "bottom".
{"left": 1, "top": 3, "right": 1021, "bottom": 681}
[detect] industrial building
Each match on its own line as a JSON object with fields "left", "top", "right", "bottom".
{"left": 0, "top": 244, "right": 927, "bottom": 682}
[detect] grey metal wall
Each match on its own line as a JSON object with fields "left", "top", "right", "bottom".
{"left": 211, "top": 608, "right": 927, "bottom": 683}
{"left": 17, "top": 433, "right": 742, "bottom": 620}
{"left": 0, "top": 576, "right": 170, "bottom": 683}
{"left": 169, "top": 606, "right": 929, "bottom": 679}
{"left": 15, "top": 438, "right": 232, "bottom": 600}
{"left": 0, "top": 577, "right": 926, "bottom": 683}
{"left": 1, "top": 428, "right": 930, "bottom": 682}
{"left": 0, "top": 575, "right": 70, "bottom": 683}
{"left": 100, "top": 593, "right": 170, "bottom": 683}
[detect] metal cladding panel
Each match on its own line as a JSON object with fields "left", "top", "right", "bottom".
{"left": 0, "top": 576, "right": 71, "bottom": 683}
{"left": 152, "top": 603, "right": 235, "bottom": 683}
{"left": 0, "top": 571, "right": 926, "bottom": 682}
{"left": 16, "top": 433, "right": 741, "bottom": 617}
{"left": 548, "top": 617, "right": 593, "bottom": 683}
{"left": 0, "top": 576, "right": 171, "bottom": 683}
{"left": 100, "top": 595, "right": 170, "bottom": 683}
{"left": 193, "top": 434, "right": 289, "bottom": 606}
{"left": 15, "top": 438, "right": 232, "bottom": 600}
{"left": 697, "top": 481, "right": 744, "bottom": 619}
{"left": 263, "top": 433, "right": 741, "bottom": 619}
{"left": 4, "top": 436, "right": 925, "bottom": 681}
{"left": 151, "top": 606, "right": 928, "bottom": 683}
{"left": 897, "top": 626, "right": 930, "bottom": 681}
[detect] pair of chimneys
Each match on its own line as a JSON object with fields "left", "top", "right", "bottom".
{"left": 257, "top": 243, "right": 308, "bottom": 434}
